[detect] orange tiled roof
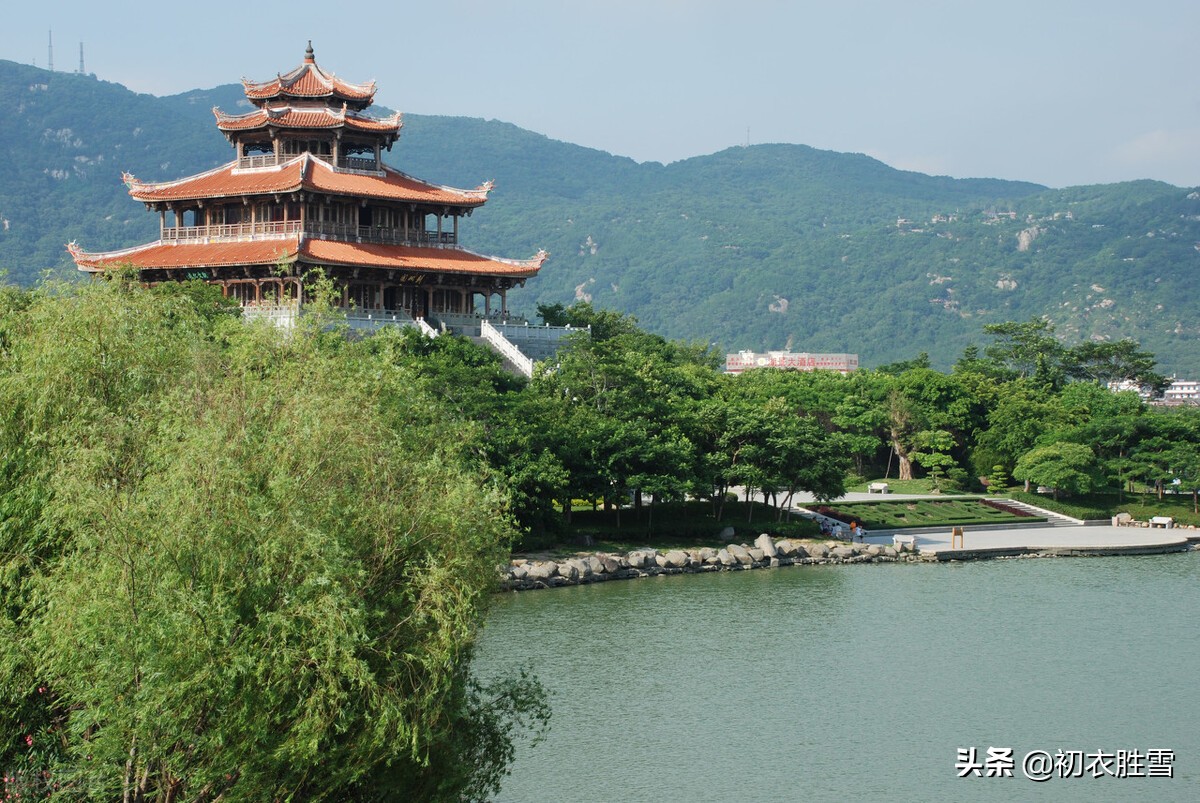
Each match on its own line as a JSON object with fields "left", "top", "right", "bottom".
{"left": 67, "top": 237, "right": 547, "bottom": 278}
{"left": 302, "top": 241, "right": 547, "bottom": 277}
{"left": 123, "top": 155, "right": 492, "bottom": 206}
{"left": 242, "top": 44, "right": 376, "bottom": 105}
{"left": 213, "top": 105, "right": 400, "bottom": 134}
{"left": 67, "top": 238, "right": 299, "bottom": 272}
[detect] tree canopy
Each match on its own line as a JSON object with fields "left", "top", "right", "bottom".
{"left": 0, "top": 280, "right": 547, "bottom": 802}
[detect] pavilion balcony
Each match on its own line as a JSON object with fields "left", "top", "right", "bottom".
{"left": 160, "top": 222, "right": 456, "bottom": 247}
{"left": 236, "top": 153, "right": 380, "bottom": 172}
{"left": 162, "top": 221, "right": 302, "bottom": 241}
{"left": 242, "top": 302, "right": 426, "bottom": 333}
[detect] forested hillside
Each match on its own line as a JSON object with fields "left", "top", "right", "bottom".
{"left": 2, "top": 59, "right": 1198, "bottom": 373}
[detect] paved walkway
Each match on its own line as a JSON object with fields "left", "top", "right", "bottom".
{"left": 757, "top": 488, "right": 1196, "bottom": 560}
{"left": 861, "top": 524, "right": 1191, "bottom": 559}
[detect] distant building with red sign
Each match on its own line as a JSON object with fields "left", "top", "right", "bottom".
{"left": 725, "top": 350, "right": 859, "bottom": 374}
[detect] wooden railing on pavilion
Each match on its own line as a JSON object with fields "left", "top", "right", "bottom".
{"left": 303, "top": 222, "right": 456, "bottom": 246}
{"left": 162, "top": 221, "right": 301, "bottom": 241}
{"left": 160, "top": 222, "right": 456, "bottom": 246}
{"left": 236, "top": 154, "right": 380, "bottom": 172}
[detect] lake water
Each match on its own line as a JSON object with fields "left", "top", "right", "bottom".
{"left": 474, "top": 551, "right": 1199, "bottom": 801}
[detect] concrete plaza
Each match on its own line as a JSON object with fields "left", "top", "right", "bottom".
{"left": 780, "top": 490, "right": 1195, "bottom": 560}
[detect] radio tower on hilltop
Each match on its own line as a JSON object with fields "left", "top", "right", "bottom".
{"left": 78, "top": 42, "right": 85, "bottom": 74}
{"left": 48, "top": 30, "right": 54, "bottom": 72}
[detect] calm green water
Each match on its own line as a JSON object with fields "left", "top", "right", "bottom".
{"left": 474, "top": 551, "right": 1199, "bottom": 802}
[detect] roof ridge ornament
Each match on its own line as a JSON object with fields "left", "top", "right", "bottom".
{"left": 305, "top": 41, "right": 314, "bottom": 63}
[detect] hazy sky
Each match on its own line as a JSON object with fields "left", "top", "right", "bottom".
{"left": 4, "top": 0, "right": 1198, "bottom": 188}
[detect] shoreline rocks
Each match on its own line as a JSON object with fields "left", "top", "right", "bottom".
{"left": 502, "top": 535, "right": 914, "bottom": 592}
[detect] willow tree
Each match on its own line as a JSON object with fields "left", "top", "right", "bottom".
{"left": 1, "top": 280, "right": 546, "bottom": 802}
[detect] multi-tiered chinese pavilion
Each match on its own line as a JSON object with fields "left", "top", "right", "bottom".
{"left": 69, "top": 43, "right": 545, "bottom": 324}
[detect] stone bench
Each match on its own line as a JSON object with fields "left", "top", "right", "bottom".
{"left": 1150, "top": 516, "right": 1174, "bottom": 528}
{"left": 868, "top": 482, "right": 890, "bottom": 494}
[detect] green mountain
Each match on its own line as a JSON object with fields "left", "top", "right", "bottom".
{"left": 2, "top": 60, "right": 1198, "bottom": 373}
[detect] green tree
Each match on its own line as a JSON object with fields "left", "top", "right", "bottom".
{"left": 1064, "top": 338, "right": 1166, "bottom": 392}
{"left": 910, "top": 429, "right": 958, "bottom": 492}
{"left": 874, "top": 368, "right": 980, "bottom": 481}
{"left": 533, "top": 322, "right": 713, "bottom": 528}
{"left": 1013, "top": 442, "right": 1099, "bottom": 500}
{"left": 971, "top": 379, "right": 1063, "bottom": 475}
{"left": 0, "top": 280, "right": 547, "bottom": 801}
{"left": 982, "top": 318, "right": 1064, "bottom": 381}
{"left": 1167, "top": 443, "right": 1200, "bottom": 514}
{"left": 988, "top": 465, "right": 1011, "bottom": 493}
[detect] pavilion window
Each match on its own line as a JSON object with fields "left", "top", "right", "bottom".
{"left": 347, "top": 284, "right": 378, "bottom": 310}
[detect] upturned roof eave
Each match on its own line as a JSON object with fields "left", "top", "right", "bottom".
{"left": 125, "top": 155, "right": 492, "bottom": 207}
{"left": 66, "top": 237, "right": 546, "bottom": 279}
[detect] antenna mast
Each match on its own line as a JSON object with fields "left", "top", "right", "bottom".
{"left": 78, "top": 42, "right": 85, "bottom": 74}
{"left": 48, "top": 30, "right": 54, "bottom": 72}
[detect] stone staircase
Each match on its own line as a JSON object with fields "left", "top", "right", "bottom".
{"left": 469, "top": 335, "right": 528, "bottom": 376}
{"left": 995, "top": 498, "right": 1084, "bottom": 527}
{"left": 476, "top": 320, "right": 585, "bottom": 378}
{"left": 423, "top": 316, "right": 587, "bottom": 378}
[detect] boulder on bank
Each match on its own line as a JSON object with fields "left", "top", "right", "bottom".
{"left": 525, "top": 561, "right": 558, "bottom": 581}
{"left": 663, "top": 550, "right": 690, "bottom": 569}
{"left": 727, "top": 543, "right": 753, "bottom": 565}
{"left": 755, "top": 533, "right": 778, "bottom": 558}
{"left": 627, "top": 551, "right": 651, "bottom": 569}
{"left": 807, "top": 543, "right": 830, "bottom": 559}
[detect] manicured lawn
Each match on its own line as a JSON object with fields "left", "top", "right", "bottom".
{"left": 812, "top": 498, "right": 1045, "bottom": 530}
{"left": 845, "top": 477, "right": 947, "bottom": 495}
